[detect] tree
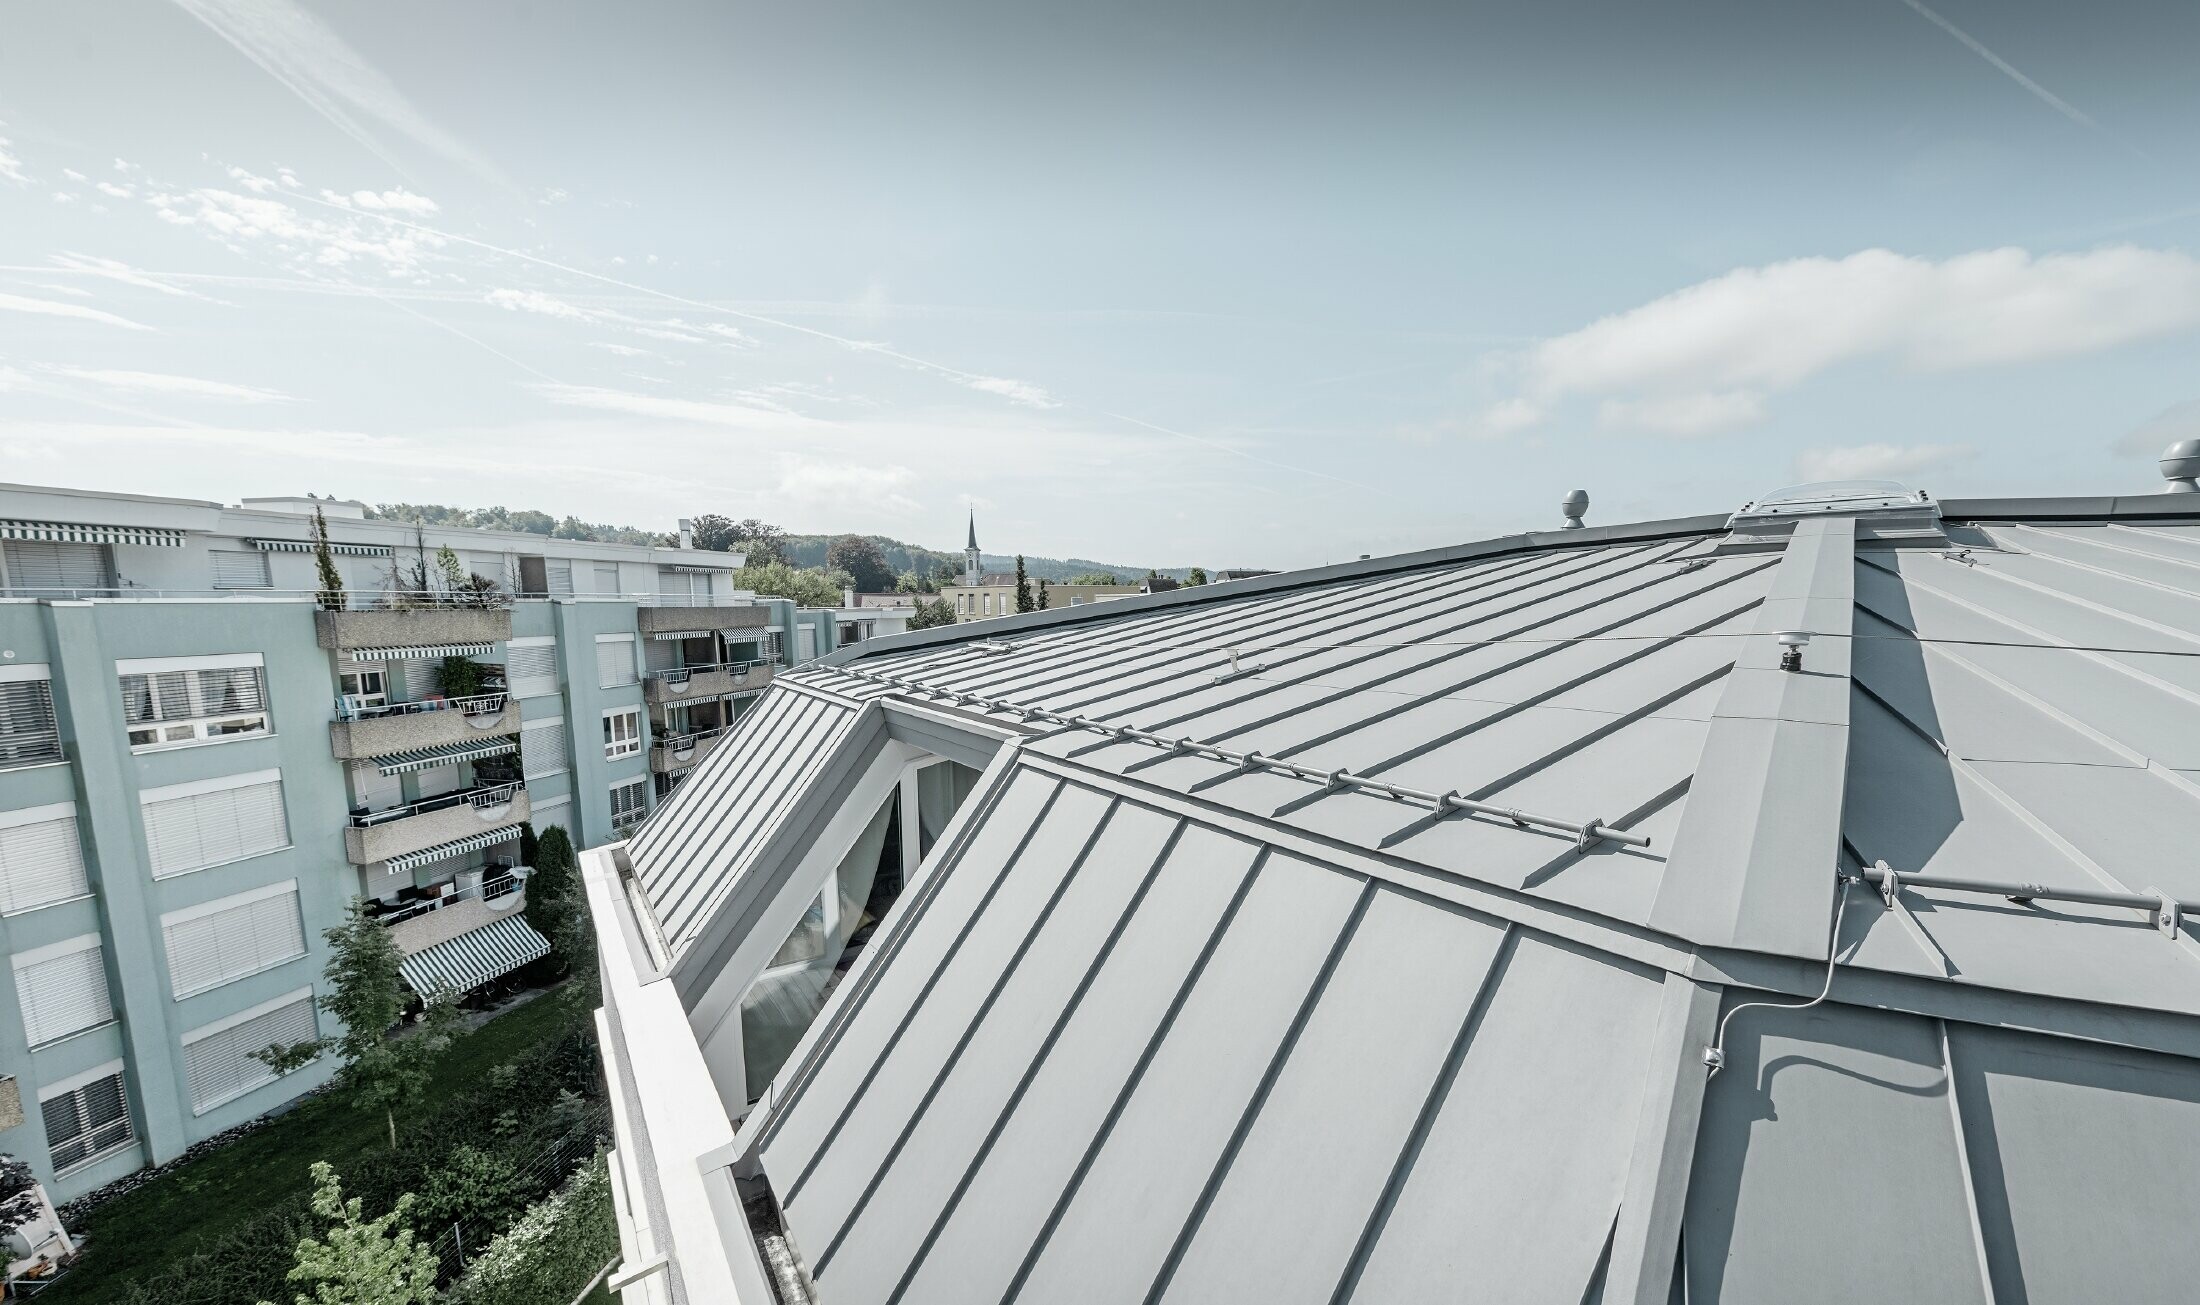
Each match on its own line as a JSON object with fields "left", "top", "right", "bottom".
{"left": 312, "top": 507, "right": 346, "bottom": 611}
{"left": 726, "top": 518, "right": 789, "bottom": 565}
{"left": 256, "top": 900, "right": 461, "bottom": 1150}
{"left": 435, "top": 545, "right": 468, "bottom": 598}
{"left": 551, "top": 516, "right": 596, "bottom": 541}
{"left": 894, "top": 571, "right": 935, "bottom": 595}
{"left": 1014, "top": 556, "right": 1034, "bottom": 614}
{"left": 909, "top": 596, "right": 956, "bottom": 630}
{"left": 826, "top": 535, "right": 895, "bottom": 594}
{"left": 731, "top": 561, "right": 853, "bottom": 608}
{"left": 0, "top": 1154, "right": 38, "bottom": 1242}
{"left": 258, "top": 1161, "right": 439, "bottom": 1305}
{"left": 412, "top": 1144, "right": 531, "bottom": 1236}
{"left": 1068, "top": 571, "right": 1121, "bottom": 586}
{"left": 1037, "top": 579, "right": 1050, "bottom": 610}
{"left": 1186, "top": 567, "right": 1209, "bottom": 586}
{"left": 688, "top": 513, "right": 739, "bottom": 552}
{"left": 525, "top": 827, "right": 583, "bottom": 974}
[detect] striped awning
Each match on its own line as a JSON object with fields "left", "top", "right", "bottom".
{"left": 648, "top": 630, "right": 714, "bottom": 641}
{"left": 250, "top": 537, "right": 392, "bottom": 557}
{"left": 0, "top": 519, "right": 185, "bottom": 547}
{"left": 346, "top": 643, "right": 498, "bottom": 661}
{"left": 398, "top": 913, "right": 550, "bottom": 997}
{"left": 374, "top": 738, "right": 518, "bottom": 776}
{"left": 383, "top": 824, "right": 522, "bottom": 873}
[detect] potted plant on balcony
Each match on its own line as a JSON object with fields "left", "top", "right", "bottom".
{"left": 436, "top": 655, "right": 491, "bottom": 700}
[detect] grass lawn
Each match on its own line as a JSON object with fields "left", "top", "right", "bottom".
{"left": 42, "top": 988, "right": 588, "bottom": 1303}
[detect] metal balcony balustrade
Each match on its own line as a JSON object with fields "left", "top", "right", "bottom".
{"left": 641, "top": 657, "right": 777, "bottom": 683}
{"left": 377, "top": 870, "right": 524, "bottom": 927}
{"left": 349, "top": 781, "right": 525, "bottom": 827}
{"left": 335, "top": 690, "right": 508, "bottom": 723}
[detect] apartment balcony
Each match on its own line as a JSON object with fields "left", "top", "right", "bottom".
{"left": 328, "top": 693, "right": 518, "bottom": 761}
{"left": 315, "top": 606, "right": 512, "bottom": 654}
{"left": 380, "top": 873, "right": 551, "bottom": 997}
{"left": 650, "top": 725, "right": 730, "bottom": 774}
{"left": 344, "top": 782, "right": 530, "bottom": 867}
{"left": 642, "top": 660, "right": 776, "bottom": 705}
{"left": 636, "top": 603, "right": 770, "bottom": 638}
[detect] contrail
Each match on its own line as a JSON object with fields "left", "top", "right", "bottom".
{"left": 1895, "top": 0, "right": 2151, "bottom": 163}
{"left": 282, "top": 188, "right": 1377, "bottom": 497}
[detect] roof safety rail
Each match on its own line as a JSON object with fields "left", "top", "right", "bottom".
{"left": 1858, "top": 861, "right": 2192, "bottom": 938}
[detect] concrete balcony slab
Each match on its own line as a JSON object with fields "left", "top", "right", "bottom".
{"left": 346, "top": 784, "right": 531, "bottom": 866}
{"left": 643, "top": 662, "right": 775, "bottom": 705}
{"left": 329, "top": 699, "right": 519, "bottom": 761}
{"left": 316, "top": 607, "right": 512, "bottom": 651}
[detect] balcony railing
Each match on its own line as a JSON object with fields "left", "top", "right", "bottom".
{"left": 336, "top": 691, "right": 508, "bottom": 723}
{"left": 642, "top": 658, "right": 775, "bottom": 684}
{"left": 1, "top": 586, "right": 758, "bottom": 609}
{"left": 350, "top": 781, "right": 523, "bottom": 827}
{"left": 378, "top": 870, "right": 524, "bottom": 927}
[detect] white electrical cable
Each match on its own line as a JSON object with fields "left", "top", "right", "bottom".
{"left": 1704, "top": 875, "right": 1855, "bottom": 1077}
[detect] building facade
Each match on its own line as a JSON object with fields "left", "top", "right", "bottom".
{"left": 0, "top": 482, "right": 848, "bottom": 1200}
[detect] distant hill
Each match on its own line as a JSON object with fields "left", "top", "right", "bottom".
{"left": 779, "top": 533, "right": 1193, "bottom": 584}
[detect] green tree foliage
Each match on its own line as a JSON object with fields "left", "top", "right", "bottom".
{"left": 411, "top": 1144, "right": 532, "bottom": 1237}
{"left": 434, "top": 655, "right": 490, "bottom": 699}
{"left": 728, "top": 517, "right": 789, "bottom": 564}
{"left": 1037, "top": 578, "right": 1050, "bottom": 610}
{"left": 1014, "top": 555, "right": 1034, "bottom": 613}
{"left": 443, "top": 1157, "right": 616, "bottom": 1305}
{"left": 826, "top": 534, "right": 896, "bottom": 593}
{"left": 730, "top": 561, "right": 855, "bottom": 608}
{"left": 255, "top": 901, "right": 462, "bottom": 1150}
{"left": 312, "top": 507, "right": 347, "bottom": 611}
{"left": 524, "top": 827, "right": 594, "bottom": 1005}
{"left": 1186, "top": 567, "right": 1208, "bottom": 586}
{"left": 256, "top": 1161, "right": 438, "bottom": 1305}
{"left": 893, "top": 570, "right": 935, "bottom": 594}
{"left": 909, "top": 596, "right": 956, "bottom": 630}
{"left": 0, "top": 1154, "right": 37, "bottom": 1240}
{"left": 369, "top": 504, "right": 657, "bottom": 546}
{"left": 1067, "top": 571, "right": 1122, "bottom": 585}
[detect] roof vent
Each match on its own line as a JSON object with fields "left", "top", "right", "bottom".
{"left": 1727, "top": 480, "right": 1943, "bottom": 542}
{"left": 2162, "top": 440, "right": 2200, "bottom": 493}
{"left": 1561, "top": 489, "right": 1589, "bottom": 530}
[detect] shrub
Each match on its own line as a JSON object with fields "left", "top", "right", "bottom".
{"left": 443, "top": 1156, "right": 616, "bottom": 1305}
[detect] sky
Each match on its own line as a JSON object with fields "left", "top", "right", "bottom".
{"left": 2, "top": 0, "right": 2198, "bottom": 570}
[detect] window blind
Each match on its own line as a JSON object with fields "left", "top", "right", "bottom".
{"left": 0, "top": 678, "right": 61, "bottom": 766}
{"left": 596, "top": 637, "right": 637, "bottom": 689}
{"left": 656, "top": 567, "right": 696, "bottom": 601}
{"left": 5, "top": 542, "right": 109, "bottom": 591}
{"left": 521, "top": 721, "right": 568, "bottom": 779}
{"left": 183, "top": 992, "right": 317, "bottom": 1114}
{"left": 210, "top": 549, "right": 273, "bottom": 589}
{"left": 162, "top": 884, "right": 306, "bottom": 998}
{"left": 506, "top": 640, "right": 558, "bottom": 698}
{"left": 42, "top": 1070, "right": 131, "bottom": 1172}
{"left": 546, "top": 561, "right": 574, "bottom": 596}
{"left": 142, "top": 776, "right": 290, "bottom": 877}
{"left": 14, "top": 937, "right": 113, "bottom": 1046}
{"left": 0, "top": 805, "right": 90, "bottom": 914}
{"left": 401, "top": 658, "right": 441, "bottom": 699}
{"left": 592, "top": 562, "right": 620, "bottom": 595}
{"left": 118, "top": 666, "right": 268, "bottom": 724}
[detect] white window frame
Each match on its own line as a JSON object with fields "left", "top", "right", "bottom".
{"left": 117, "top": 653, "right": 271, "bottom": 752}
{"left": 39, "top": 1060, "right": 133, "bottom": 1175}
{"left": 602, "top": 706, "right": 642, "bottom": 760}
{"left": 13, "top": 933, "right": 115, "bottom": 1048}
{"left": 139, "top": 768, "right": 292, "bottom": 879}
{"left": 608, "top": 776, "right": 649, "bottom": 830}
{"left": 338, "top": 665, "right": 387, "bottom": 713}
{"left": 506, "top": 636, "right": 559, "bottom": 699}
{"left": 0, "top": 801, "right": 92, "bottom": 916}
{"left": 181, "top": 986, "right": 319, "bottom": 1115}
{"left": 594, "top": 633, "right": 638, "bottom": 690}
{"left": 160, "top": 879, "right": 307, "bottom": 1000}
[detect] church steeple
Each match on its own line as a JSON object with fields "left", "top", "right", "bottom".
{"left": 963, "top": 510, "right": 982, "bottom": 586}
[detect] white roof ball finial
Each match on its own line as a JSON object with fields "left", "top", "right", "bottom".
{"left": 1561, "top": 488, "right": 1589, "bottom": 529}
{"left": 2161, "top": 439, "right": 2200, "bottom": 493}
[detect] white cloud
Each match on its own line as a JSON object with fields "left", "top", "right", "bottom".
{"left": 1794, "top": 442, "right": 1974, "bottom": 483}
{"left": 1477, "top": 397, "right": 1545, "bottom": 436}
{"left": 95, "top": 181, "right": 135, "bottom": 199}
{"left": 61, "top": 168, "right": 88, "bottom": 183}
{"left": 146, "top": 185, "right": 446, "bottom": 274}
{"left": 0, "top": 128, "right": 27, "bottom": 185}
{"left": 321, "top": 186, "right": 439, "bottom": 214}
{"left": 1497, "top": 246, "right": 2200, "bottom": 435}
{"left": 50, "top": 253, "right": 210, "bottom": 300}
{"left": 0, "top": 292, "right": 155, "bottom": 331}
{"left": 776, "top": 460, "right": 922, "bottom": 514}
{"left": 41, "top": 365, "right": 291, "bottom": 403}
{"left": 587, "top": 342, "right": 654, "bottom": 358}
{"left": 170, "top": 0, "right": 501, "bottom": 183}
{"left": 485, "top": 287, "right": 589, "bottom": 320}
{"left": 49, "top": 191, "right": 72, "bottom": 205}
{"left": 2114, "top": 400, "right": 2200, "bottom": 457}
{"left": 1596, "top": 391, "right": 1765, "bottom": 437}
{"left": 534, "top": 382, "right": 815, "bottom": 430}
{"left": 964, "top": 375, "right": 1057, "bottom": 408}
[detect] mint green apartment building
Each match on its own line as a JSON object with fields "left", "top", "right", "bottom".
{"left": 0, "top": 481, "right": 858, "bottom": 1200}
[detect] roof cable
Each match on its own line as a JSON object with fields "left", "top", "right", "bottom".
{"left": 1703, "top": 873, "right": 1855, "bottom": 1078}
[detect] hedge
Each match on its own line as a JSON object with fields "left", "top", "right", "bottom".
{"left": 443, "top": 1156, "right": 616, "bottom": 1305}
